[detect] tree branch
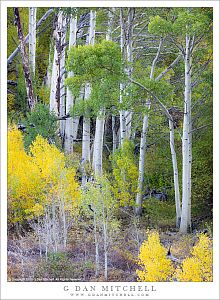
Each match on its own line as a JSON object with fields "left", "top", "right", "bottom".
{"left": 129, "top": 77, "right": 173, "bottom": 122}
{"left": 7, "top": 8, "right": 54, "bottom": 65}
{"left": 155, "top": 54, "right": 182, "bottom": 81}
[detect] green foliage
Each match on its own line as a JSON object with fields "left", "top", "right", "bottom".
{"left": 111, "top": 139, "right": 138, "bottom": 207}
{"left": 35, "top": 8, "right": 54, "bottom": 88}
{"left": 172, "top": 8, "right": 211, "bottom": 36}
{"left": 16, "top": 63, "right": 28, "bottom": 112}
{"left": 143, "top": 199, "right": 176, "bottom": 228}
{"left": 81, "top": 176, "right": 120, "bottom": 248}
{"left": 81, "top": 176, "right": 117, "bottom": 218}
{"left": 22, "top": 103, "right": 58, "bottom": 149}
{"left": 149, "top": 9, "right": 211, "bottom": 38}
{"left": 66, "top": 40, "right": 123, "bottom": 116}
{"left": 148, "top": 16, "right": 172, "bottom": 36}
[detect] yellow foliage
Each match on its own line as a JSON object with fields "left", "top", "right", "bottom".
{"left": 30, "top": 135, "right": 65, "bottom": 185}
{"left": 176, "top": 234, "right": 213, "bottom": 282}
{"left": 136, "top": 230, "right": 174, "bottom": 282}
{"left": 8, "top": 127, "right": 80, "bottom": 223}
{"left": 8, "top": 127, "right": 44, "bottom": 222}
{"left": 112, "top": 139, "right": 138, "bottom": 206}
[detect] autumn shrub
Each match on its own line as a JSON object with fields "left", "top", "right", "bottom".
{"left": 175, "top": 233, "right": 213, "bottom": 282}
{"left": 111, "top": 139, "right": 138, "bottom": 206}
{"left": 8, "top": 126, "right": 44, "bottom": 223}
{"left": 8, "top": 127, "right": 80, "bottom": 252}
{"left": 136, "top": 230, "right": 174, "bottom": 282}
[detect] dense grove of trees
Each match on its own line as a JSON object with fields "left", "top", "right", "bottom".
{"left": 7, "top": 7, "right": 213, "bottom": 282}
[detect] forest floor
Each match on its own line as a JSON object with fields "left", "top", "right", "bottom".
{"left": 7, "top": 206, "right": 212, "bottom": 282}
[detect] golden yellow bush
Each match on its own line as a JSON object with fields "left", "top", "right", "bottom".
{"left": 136, "top": 230, "right": 174, "bottom": 282}
{"left": 8, "top": 127, "right": 80, "bottom": 223}
{"left": 176, "top": 234, "right": 213, "bottom": 282}
{"left": 8, "top": 127, "right": 44, "bottom": 222}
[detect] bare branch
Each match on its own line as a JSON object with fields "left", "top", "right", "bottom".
{"left": 7, "top": 8, "right": 54, "bottom": 65}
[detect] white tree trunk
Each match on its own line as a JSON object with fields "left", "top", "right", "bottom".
{"left": 64, "top": 16, "right": 78, "bottom": 154}
{"left": 187, "top": 56, "right": 193, "bottom": 230}
{"left": 82, "top": 10, "right": 96, "bottom": 182}
{"left": 93, "top": 110, "right": 105, "bottom": 176}
{"left": 82, "top": 84, "right": 91, "bottom": 163}
{"left": 180, "top": 34, "right": 191, "bottom": 233}
{"left": 93, "top": 209, "right": 100, "bottom": 277}
{"left": 125, "top": 8, "right": 135, "bottom": 139}
{"left": 50, "top": 12, "right": 63, "bottom": 115}
{"left": 59, "top": 16, "right": 67, "bottom": 140}
{"left": 29, "top": 7, "right": 37, "bottom": 76}
{"left": 119, "top": 8, "right": 127, "bottom": 145}
{"left": 135, "top": 111, "right": 150, "bottom": 215}
{"left": 135, "top": 38, "right": 163, "bottom": 215}
{"left": 93, "top": 9, "right": 114, "bottom": 176}
{"left": 169, "top": 119, "right": 181, "bottom": 227}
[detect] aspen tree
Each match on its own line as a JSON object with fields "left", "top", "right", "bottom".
{"left": 29, "top": 7, "right": 37, "bottom": 76}
{"left": 14, "top": 8, "right": 36, "bottom": 111}
{"left": 64, "top": 16, "right": 79, "bottom": 153}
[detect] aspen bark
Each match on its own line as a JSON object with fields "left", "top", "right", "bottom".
{"left": 8, "top": 9, "right": 53, "bottom": 66}
{"left": 64, "top": 16, "right": 79, "bottom": 153}
{"left": 82, "top": 10, "right": 96, "bottom": 182}
{"left": 59, "top": 16, "right": 67, "bottom": 140}
{"left": 29, "top": 7, "right": 37, "bottom": 76}
{"left": 135, "top": 38, "right": 163, "bottom": 215}
{"left": 119, "top": 8, "right": 127, "bottom": 144}
{"left": 50, "top": 12, "right": 63, "bottom": 115}
{"left": 130, "top": 77, "right": 182, "bottom": 226}
{"left": 187, "top": 56, "right": 193, "bottom": 230}
{"left": 93, "top": 208, "right": 100, "bottom": 277}
{"left": 93, "top": 9, "right": 114, "bottom": 176}
{"left": 135, "top": 112, "right": 150, "bottom": 215}
{"left": 14, "top": 8, "right": 36, "bottom": 111}
{"left": 180, "top": 34, "right": 191, "bottom": 233}
{"left": 169, "top": 119, "right": 181, "bottom": 227}
{"left": 125, "top": 8, "right": 135, "bottom": 139}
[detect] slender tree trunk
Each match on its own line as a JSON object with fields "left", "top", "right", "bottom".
{"left": 93, "top": 209, "right": 100, "bottom": 277}
{"left": 50, "top": 12, "right": 63, "bottom": 115}
{"left": 180, "top": 34, "right": 191, "bottom": 233}
{"left": 169, "top": 119, "right": 181, "bottom": 227}
{"left": 14, "top": 8, "right": 36, "bottom": 111}
{"left": 119, "top": 8, "right": 127, "bottom": 145}
{"left": 82, "top": 10, "right": 96, "bottom": 183}
{"left": 93, "top": 110, "right": 105, "bottom": 176}
{"left": 135, "top": 112, "right": 150, "bottom": 215}
{"left": 29, "top": 7, "right": 37, "bottom": 76}
{"left": 103, "top": 217, "right": 108, "bottom": 280}
{"left": 59, "top": 16, "right": 67, "bottom": 141}
{"left": 64, "top": 16, "right": 78, "bottom": 153}
{"left": 93, "top": 9, "right": 114, "bottom": 176}
{"left": 8, "top": 8, "right": 53, "bottom": 66}
{"left": 125, "top": 8, "right": 135, "bottom": 139}
{"left": 187, "top": 56, "right": 193, "bottom": 231}
{"left": 135, "top": 38, "right": 163, "bottom": 215}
